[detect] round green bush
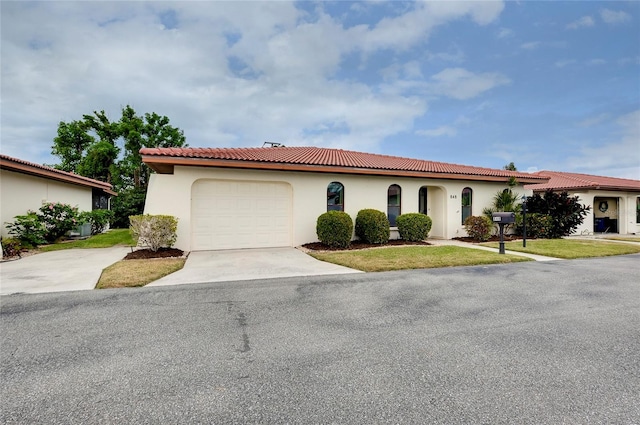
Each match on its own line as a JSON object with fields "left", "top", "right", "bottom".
{"left": 316, "top": 211, "right": 353, "bottom": 248}
{"left": 396, "top": 213, "right": 432, "bottom": 242}
{"left": 463, "top": 215, "right": 493, "bottom": 242}
{"left": 355, "top": 209, "right": 390, "bottom": 244}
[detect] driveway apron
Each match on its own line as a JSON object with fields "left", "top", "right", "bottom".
{"left": 147, "top": 247, "right": 362, "bottom": 287}
{"left": 0, "top": 247, "right": 131, "bottom": 295}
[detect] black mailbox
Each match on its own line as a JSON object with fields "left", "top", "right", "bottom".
{"left": 492, "top": 212, "right": 515, "bottom": 254}
{"left": 492, "top": 212, "right": 515, "bottom": 224}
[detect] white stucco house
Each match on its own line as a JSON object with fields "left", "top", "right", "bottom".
{"left": 0, "top": 154, "right": 116, "bottom": 238}
{"left": 141, "top": 146, "right": 548, "bottom": 252}
{"left": 526, "top": 171, "right": 640, "bottom": 236}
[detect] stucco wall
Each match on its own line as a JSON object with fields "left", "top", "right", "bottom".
{"left": 1, "top": 169, "right": 93, "bottom": 237}
{"left": 572, "top": 191, "right": 640, "bottom": 235}
{"left": 145, "top": 166, "right": 527, "bottom": 251}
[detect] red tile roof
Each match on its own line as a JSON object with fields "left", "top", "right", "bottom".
{"left": 140, "top": 146, "right": 548, "bottom": 183}
{"left": 526, "top": 170, "right": 640, "bottom": 192}
{"left": 0, "top": 154, "right": 117, "bottom": 195}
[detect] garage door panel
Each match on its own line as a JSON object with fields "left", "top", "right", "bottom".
{"left": 191, "top": 179, "right": 292, "bottom": 251}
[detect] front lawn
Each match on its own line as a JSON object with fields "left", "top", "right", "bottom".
{"left": 96, "top": 258, "right": 186, "bottom": 289}
{"left": 309, "top": 245, "right": 530, "bottom": 272}
{"left": 39, "top": 229, "right": 135, "bottom": 252}
{"left": 481, "top": 239, "right": 640, "bottom": 259}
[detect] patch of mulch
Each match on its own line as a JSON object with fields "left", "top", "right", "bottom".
{"left": 124, "top": 248, "right": 185, "bottom": 260}
{"left": 453, "top": 236, "right": 521, "bottom": 243}
{"left": 301, "top": 239, "right": 431, "bottom": 252}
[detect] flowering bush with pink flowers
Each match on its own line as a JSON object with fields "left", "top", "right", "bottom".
{"left": 38, "top": 202, "right": 79, "bottom": 243}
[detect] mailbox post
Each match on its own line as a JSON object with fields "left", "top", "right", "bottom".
{"left": 521, "top": 196, "right": 527, "bottom": 248}
{"left": 492, "top": 212, "right": 516, "bottom": 254}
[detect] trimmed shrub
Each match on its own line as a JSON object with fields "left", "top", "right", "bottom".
{"left": 129, "top": 214, "right": 178, "bottom": 252}
{"left": 464, "top": 215, "right": 493, "bottom": 242}
{"left": 1, "top": 237, "right": 23, "bottom": 258}
{"left": 5, "top": 212, "right": 46, "bottom": 248}
{"left": 355, "top": 209, "right": 390, "bottom": 244}
{"left": 316, "top": 211, "right": 353, "bottom": 248}
{"left": 515, "top": 213, "right": 554, "bottom": 239}
{"left": 39, "top": 202, "right": 79, "bottom": 243}
{"left": 80, "top": 209, "right": 114, "bottom": 235}
{"left": 396, "top": 213, "right": 432, "bottom": 242}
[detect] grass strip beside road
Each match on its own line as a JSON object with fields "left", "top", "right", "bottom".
{"left": 39, "top": 229, "right": 135, "bottom": 252}
{"left": 96, "top": 258, "right": 186, "bottom": 289}
{"left": 481, "top": 239, "right": 640, "bottom": 259}
{"left": 309, "top": 245, "right": 531, "bottom": 272}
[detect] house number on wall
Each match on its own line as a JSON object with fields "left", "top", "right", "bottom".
{"left": 450, "top": 195, "right": 457, "bottom": 199}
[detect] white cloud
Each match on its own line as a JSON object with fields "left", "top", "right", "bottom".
{"left": 566, "top": 110, "right": 640, "bottom": 179}
{"left": 578, "top": 113, "right": 610, "bottom": 127}
{"left": 429, "top": 68, "right": 511, "bottom": 100}
{"left": 566, "top": 16, "right": 595, "bottom": 30}
{"left": 600, "top": 9, "right": 632, "bottom": 25}
{"left": 555, "top": 59, "right": 577, "bottom": 68}
{"left": 520, "top": 41, "right": 541, "bottom": 50}
{"left": 0, "top": 1, "right": 508, "bottom": 161}
{"left": 497, "top": 27, "right": 514, "bottom": 39}
{"left": 416, "top": 126, "right": 457, "bottom": 138}
{"left": 587, "top": 59, "right": 606, "bottom": 66}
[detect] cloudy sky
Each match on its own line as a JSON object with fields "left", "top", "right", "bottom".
{"left": 1, "top": 1, "right": 639, "bottom": 179}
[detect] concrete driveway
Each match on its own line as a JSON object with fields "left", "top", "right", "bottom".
{"left": 147, "top": 247, "right": 362, "bottom": 287}
{"left": 0, "top": 247, "right": 131, "bottom": 295}
{"left": 0, "top": 247, "right": 361, "bottom": 295}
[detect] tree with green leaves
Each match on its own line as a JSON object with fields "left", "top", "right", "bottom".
{"left": 523, "top": 190, "right": 590, "bottom": 238}
{"left": 50, "top": 105, "right": 186, "bottom": 226}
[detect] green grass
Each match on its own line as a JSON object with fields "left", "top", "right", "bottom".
{"left": 309, "top": 245, "right": 531, "bottom": 272}
{"left": 96, "top": 258, "right": 185, "bottom": 289}
{"left": 39, "top": 229, "right": 135, "bottom": 252}
{"left": 481, "top": 239, "right": 640, "bottom": 259}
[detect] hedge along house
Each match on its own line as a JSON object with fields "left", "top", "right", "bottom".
{"left": 0, "top": 154, "right": 116, "bottom": 238}
{"left": 526, "top": 171, "right": 640, "bottom": 236}
{"left": 141, "top": 146, "right": 547, "bottom": 252}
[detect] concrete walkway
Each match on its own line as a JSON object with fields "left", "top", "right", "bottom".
{"left": 0, "top": 247, "right": 131, "bottom": 295}
{"left": 427, "top": 239, "right": 562, "bottom": 261}
{"left": 147, "top": 247, "right": 363, "bottom": 287}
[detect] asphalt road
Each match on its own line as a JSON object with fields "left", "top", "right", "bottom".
{"left": 2, "top": 255, "right": 639, "bottom": 424}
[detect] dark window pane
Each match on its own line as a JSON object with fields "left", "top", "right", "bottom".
{"left": 388, "top": 184, "right": 401, "bottom": 226}
{"left": 462, "top": 187, "right": 472, "bottom": 224}
{"left": 327, "top": 182, "right": 344, "bottom": 212}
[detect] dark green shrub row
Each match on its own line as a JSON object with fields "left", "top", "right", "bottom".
{"left": 5, "top": 212, "right": 46, "bottom": 248}
{"left": 464, "top": 215, "right": 493, "bottom": 242}
{"left": 396, "top": 213, "right": 432, "bottom": 242}
{"left": 316, "top": 211, "right": 353, "bottom": 248}
{"left": 515, "top": 213, "right": 554, "bottom": 239}
{"left": 355, "top": 209, "right": 390, "bottom": 244}
{"left": 5, "top": 202, "right": 80, "bottom": 246}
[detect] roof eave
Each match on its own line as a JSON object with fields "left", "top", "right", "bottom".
{"left": 1, "top": 159, "right": 116, "bottom": 195}
{"left": 142, "top": 156, "right": 548, "bottom": 184}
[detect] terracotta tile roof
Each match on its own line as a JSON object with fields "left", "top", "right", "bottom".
{"left": 0, "top": 154, "right": 117, "bottom": 195}
{"left": 525, "top": 170, "right": 640, "bottom": 192}
{"left": 141, "top": 146, "right": 548, "bottom": 183}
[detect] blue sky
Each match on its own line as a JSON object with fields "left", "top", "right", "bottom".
{"left": 1, "top": 1, "right": 639, "bottom": 179}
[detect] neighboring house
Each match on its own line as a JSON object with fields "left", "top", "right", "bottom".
{"left": 0, "top": 154, "right": 116, "bottom": 238}
{"left": 141, "top": 146, "right": 547, "bottom": 252}
{"left": 526, "top": 171, "right": 640, "bottom": 235}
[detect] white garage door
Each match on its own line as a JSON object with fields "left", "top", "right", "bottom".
{"left": 191, "top": 179, "right": 292, "bottom": 250}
